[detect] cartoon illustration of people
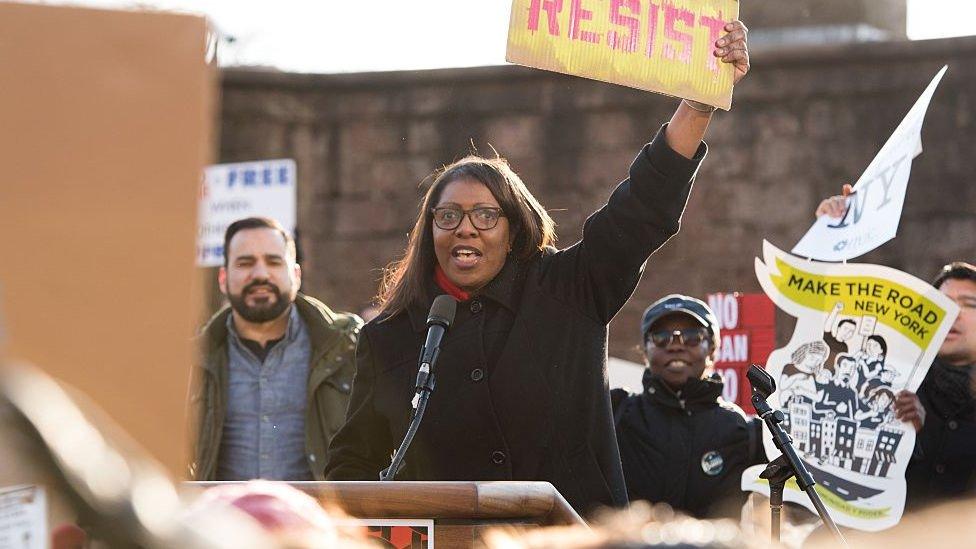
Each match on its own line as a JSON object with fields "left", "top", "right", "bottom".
{"left": 815, "top": 354, "right": 859, "bottom": 420}
{"left": 859, "top": 366, "right": 898, "bottom": 399}
{"left": 780, "top": 341, "right": 829, "bottom": 407}
{"left": 856, "top": 334, "right": 888, "bottom": 385}
{"left": 824, "top": 302, "right": 858, "bottom": 370}
{"left": 856, "top": 386, "right": 896, "bottom": 429}
{"left": 780, "top": 328, "right": 908, "bottom": 479}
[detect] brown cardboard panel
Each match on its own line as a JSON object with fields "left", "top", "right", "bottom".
{"left": 0, "top": 2, "right": 214, "bottom": 477}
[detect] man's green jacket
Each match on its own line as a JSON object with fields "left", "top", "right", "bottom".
{"left": 189, "top": 293, "right": 362, "bottom": 480}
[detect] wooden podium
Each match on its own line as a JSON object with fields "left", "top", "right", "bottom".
{"left": 188, "top": 481, "right": 585, "bottom": 547}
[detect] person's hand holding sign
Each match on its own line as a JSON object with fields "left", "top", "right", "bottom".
{"left": 668, "top": 20, "right": 750, "bottom": 159}
{"left": 815, "top": 184, "right": 854, "bottom": 218}
{"left": 716, "top": 20, "right": 750, "bottom": 85}
{"left": 895, "top": 389, "right": 926, "bottom": 431}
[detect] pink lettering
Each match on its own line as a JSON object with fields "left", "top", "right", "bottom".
{"left": 699, "top": 12, "right": 726, "bottom": 72}
{"left": 646, "top": 2, "right": 660, "bottom": 57}
{"left": 663, "top": 2, "right": 694, "bottom": 63}
{"left": 607, "top": 0, "right": 640, "bottom": 52}
{"left": 608, "top": 0, "right": 640, "bottom": 53}
{"left": 527, "top": 0, "right": 563, "bottom": 37}
{"left": 570, "top": 0, "right": 601, "bottom": 44}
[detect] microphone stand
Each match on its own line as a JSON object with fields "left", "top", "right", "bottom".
{"left": 748, "top": 365, "right": 847, "bottom": 546}
{"left": 380, "top": 294, "right": 455, "bottom": 481}
{"left": 379, "top": 363, "right": 435, "bottom": 481}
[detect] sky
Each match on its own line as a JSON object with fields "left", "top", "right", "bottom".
{"left": 26, "top": 0, "right": 976, "bottom": 73}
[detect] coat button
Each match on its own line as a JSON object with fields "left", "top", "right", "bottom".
{"left": 470, "top": 368, "right": 485, "bottom": 382}
{"left": 491, "top": 450, "right": 506, "bottom": 465}
{"left": 935, "top": 464, "right": 946, "bottom": 474}
{"left": 948, "top": 420, "right": 958, "bottom": 430}
{"left": 470, "top": 300, "right": 483, "bottom": 314}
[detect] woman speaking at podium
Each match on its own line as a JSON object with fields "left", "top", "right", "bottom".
{"left": 325, "top": 21, "right": 751, "bottom": 514}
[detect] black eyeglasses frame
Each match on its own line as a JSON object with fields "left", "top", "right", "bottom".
{"left": 430, "top": 206, "right": 506, "bottom": 231}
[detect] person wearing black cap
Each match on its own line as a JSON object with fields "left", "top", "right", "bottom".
{"left": 611, "top": 294, "right": 764, "bottom": 519}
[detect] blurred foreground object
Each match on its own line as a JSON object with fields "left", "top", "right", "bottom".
{"left": 482, "top": 501, "right": 767, "bottom": 549}
{"left": 185, "top": 481, "right": 374, "bottom": 548}
{"left": 0, "top": 361, "right": 275, "bottom": 547}
{"left": 189, "top": 480, "right": 584, "bottom": 547}
{"left": 0, "top": 1, "right": 215, "bottom": 475}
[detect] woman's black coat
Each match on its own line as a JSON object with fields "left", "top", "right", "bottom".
{"left": 324, "top": 125, "right": 706, "bottom": 514}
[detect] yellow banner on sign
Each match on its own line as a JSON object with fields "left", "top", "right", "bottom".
{"left": 506, "top": 0, "right": 738, "bottom": 109}
{"left": 768, "top": 257, "right": 949, "bottom": 349}
{"left": 753, "top": 478, "right": 892, "bottom": 520}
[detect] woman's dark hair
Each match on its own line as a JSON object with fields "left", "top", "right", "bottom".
{"left": 866, "top": 334, "right": 887, "bottom": 357}
{"left": 377, "top": 155, "right": 556, "bottom": 316}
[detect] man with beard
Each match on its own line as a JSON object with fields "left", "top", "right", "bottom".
{"left": 189, "top": 217, "right": 362, "bottom": 481}
{"left": 815, "top": 354, "right": 859, "bottom": 421}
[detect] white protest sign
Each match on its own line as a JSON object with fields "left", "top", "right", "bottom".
{"left": 197, "top": 159, "right": 297, "bottom": 267}
{"left": 792, "top": 66, "right": 947, "bottom": 262}
{"left": 741, "top": 241, "right": 959, "bottom": 531}
{"left": 0, "top": 485, "right": 46, "bottom": 549}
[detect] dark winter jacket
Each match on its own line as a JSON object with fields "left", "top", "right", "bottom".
{"left": 612, "top": 371, "right": 764, "bottom": 518}
{"left": 324, "top": 125, "right": 706, "bottom": 514}
{"left": 905, "top": 359, "right": 976, "bottom": 508}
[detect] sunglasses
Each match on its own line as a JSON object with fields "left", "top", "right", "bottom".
{"left": 647, "top": 327, "right": 709, "bottom": 348}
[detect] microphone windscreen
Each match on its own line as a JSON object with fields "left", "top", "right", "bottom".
{"left": 747, "top": 364, "right": 776, "bottom": 396}
{"left": 428, "top": 294, "right": 457, "bottom": 327}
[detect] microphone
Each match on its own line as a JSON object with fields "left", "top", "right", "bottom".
{"left": 747, "top": 364, "right": 776, "bottom": 400}
{"left": 413, "top": 295, "right": 456, "bottom": 405}
{"left": 420, "top": 294, "right": 457, "bottom": 368}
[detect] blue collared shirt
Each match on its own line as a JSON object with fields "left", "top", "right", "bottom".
{"left": 217, "top": 305, "right": 313, "bottom": 480}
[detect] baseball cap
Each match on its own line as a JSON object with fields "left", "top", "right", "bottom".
{"left": 640, "top": 294, "right": 720, "bottom": 344}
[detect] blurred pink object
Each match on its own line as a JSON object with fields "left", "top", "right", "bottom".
{"left": 51, "top": 524, "right": 87, "bottom": 549}
{"left": 190, "top": 481, "right": 340, "bottom": 543}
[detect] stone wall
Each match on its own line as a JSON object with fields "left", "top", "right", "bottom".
{"left": 218, "top": 36, "right": 976, "bottom": 362}
{"left": 741, "top": 0, "right": 906, "bottom": 38}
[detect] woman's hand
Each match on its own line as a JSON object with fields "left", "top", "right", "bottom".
{"left": 666, "top": 19, "right": 749, "bottom": 158}
{"left": 716, "top": 20, "right": 750, "bottom": 86}
{"left": 815, "top": 184, "right": 853, "bottom": 218}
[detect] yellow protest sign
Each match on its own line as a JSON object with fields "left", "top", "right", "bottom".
{"left": 767, "top": 257, "right": 949, "bottom": 349}
{"left": 506, "top": 0, "right": 738, "bottom": 109}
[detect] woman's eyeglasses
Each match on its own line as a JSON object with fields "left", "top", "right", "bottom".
{"left": 647, "top": 328, "right": 709, "bottom": 348}
{"left": 431, "top": 206, "right": 505, "bottom": 231}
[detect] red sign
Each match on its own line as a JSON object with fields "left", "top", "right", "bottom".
{"left": 706, "top": 292, "right": 776, "bottom": 414}
{"left": 365, "top": 521, "right": 431, "bottom": 548}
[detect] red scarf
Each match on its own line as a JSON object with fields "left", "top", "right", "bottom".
{"left": 434, "top": 265, "right": 470, "bottom": 302}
